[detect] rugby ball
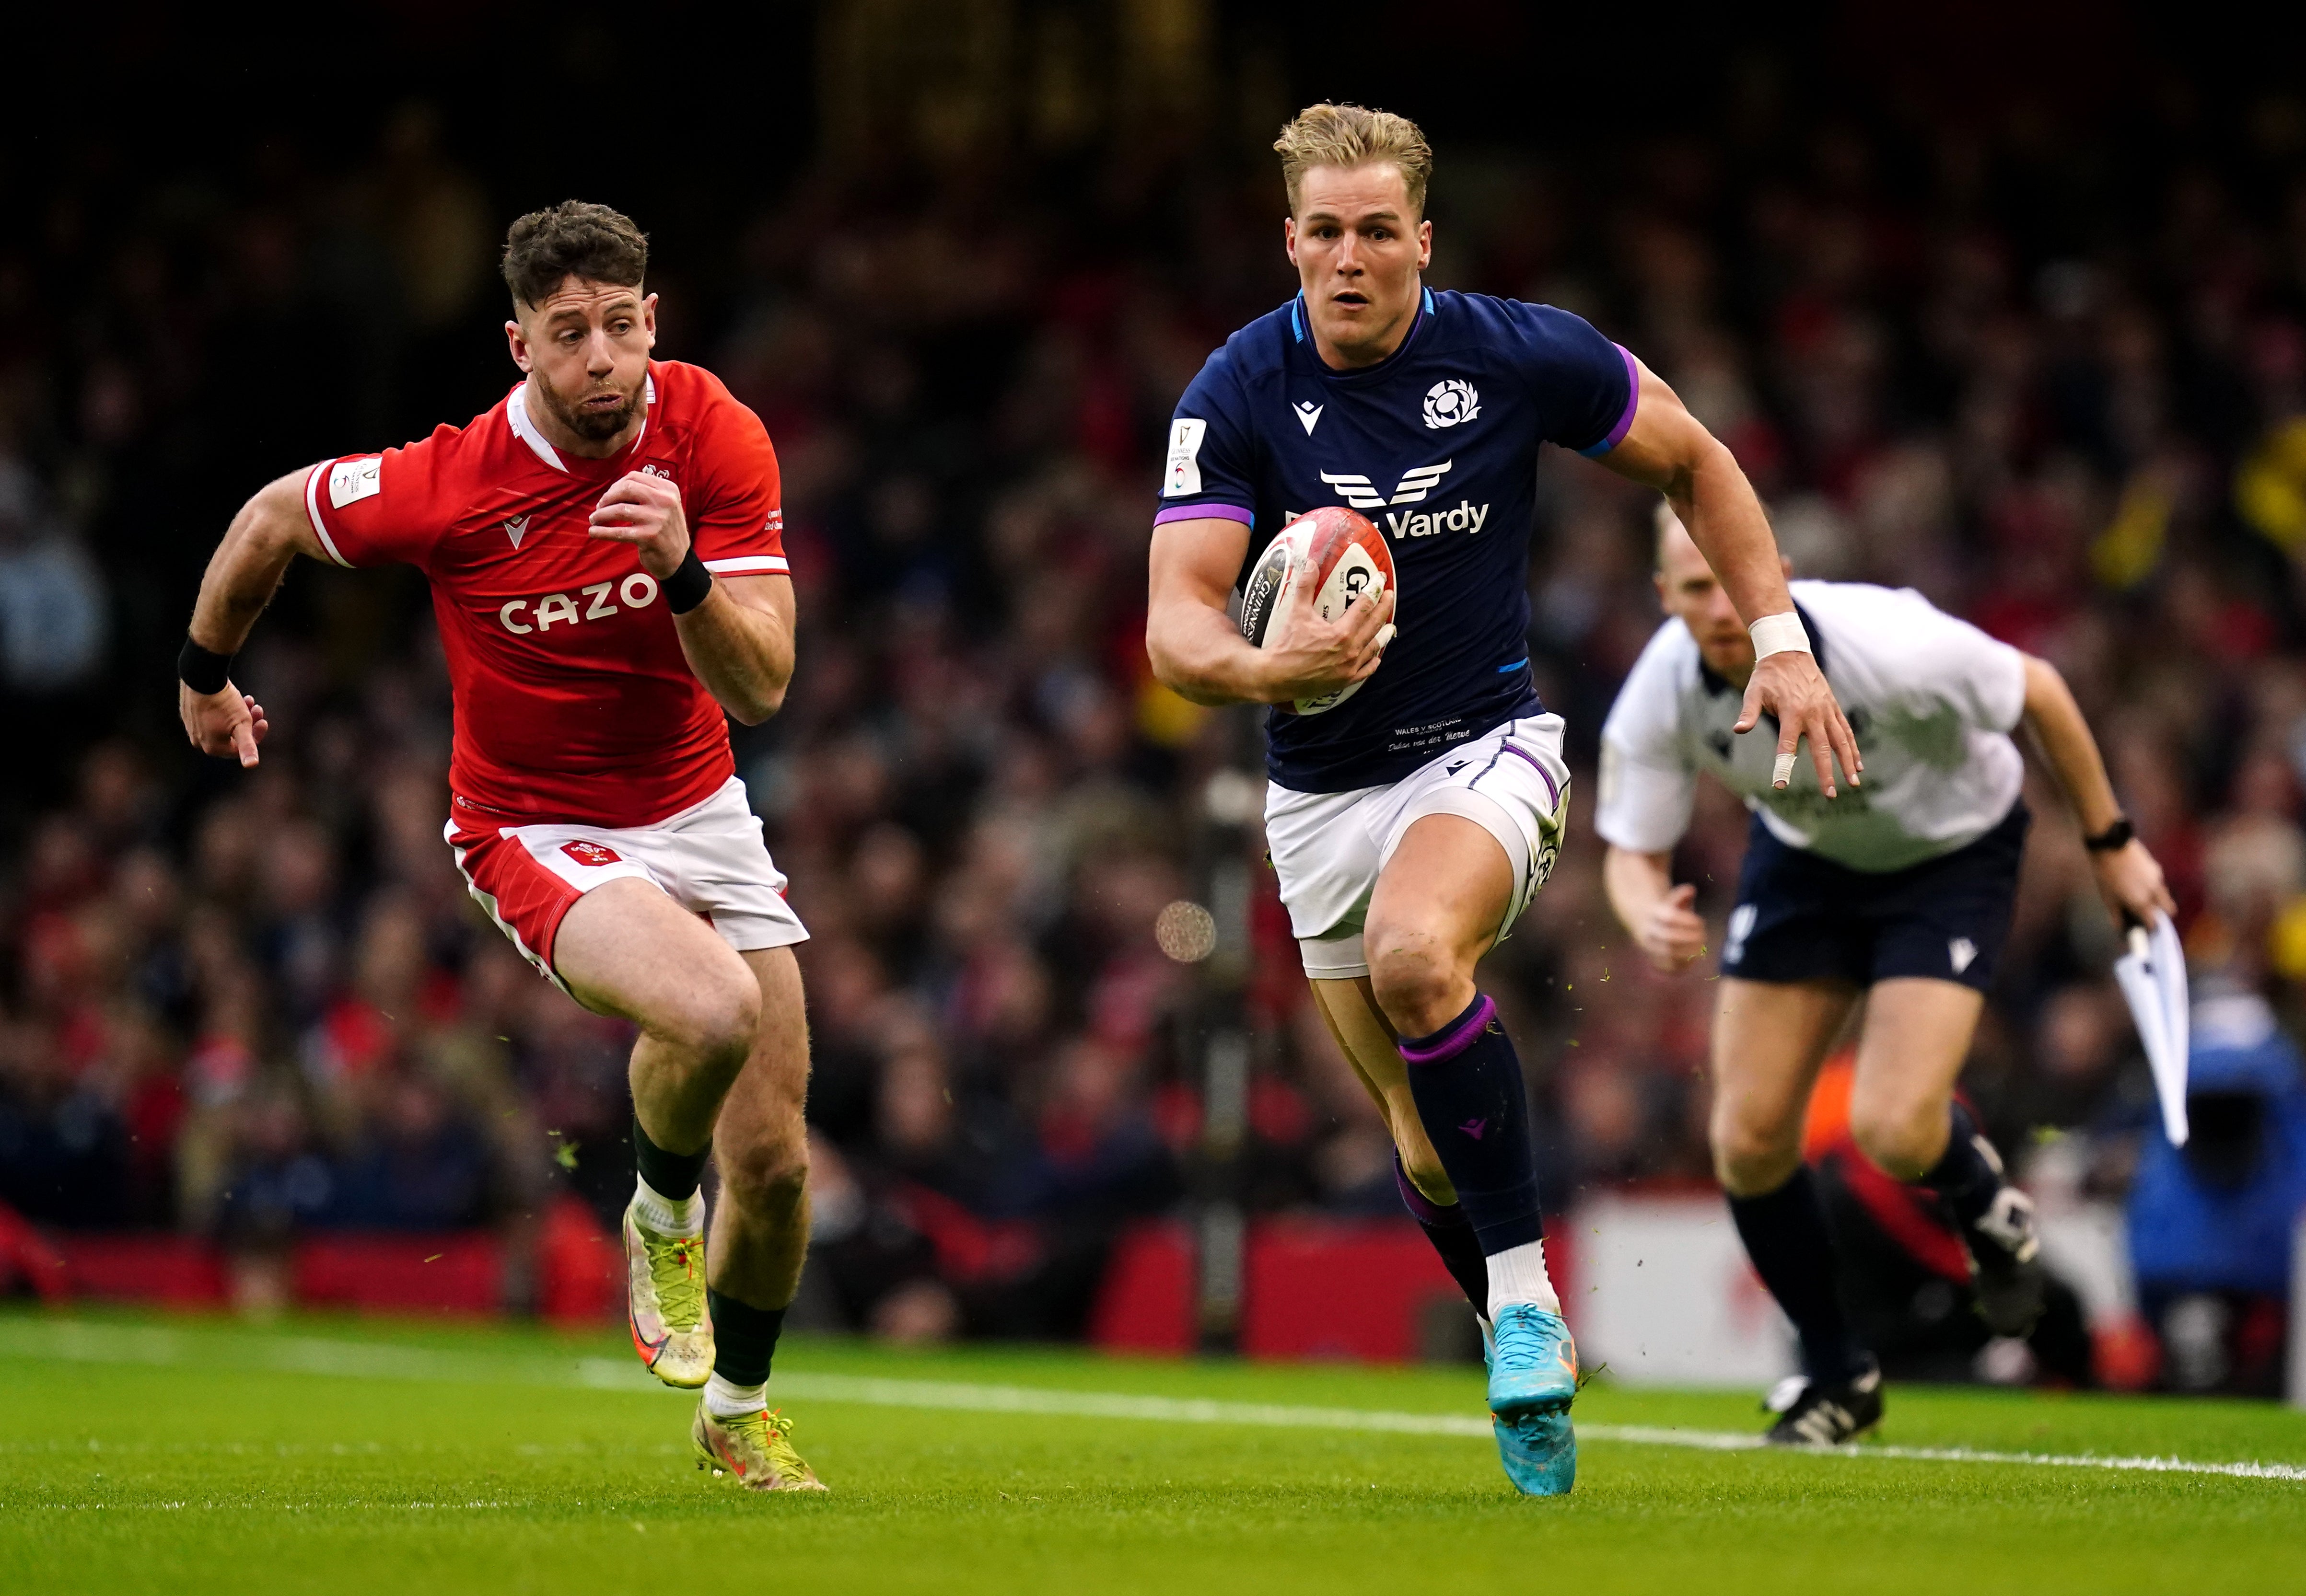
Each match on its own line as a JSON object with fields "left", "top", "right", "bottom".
{"left": 1237, "top": 506, "right": 1397, "bottom": 715}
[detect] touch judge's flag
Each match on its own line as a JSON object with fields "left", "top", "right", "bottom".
{"left": 2113, "top": 912, "right": 2190, "bottom": 1146}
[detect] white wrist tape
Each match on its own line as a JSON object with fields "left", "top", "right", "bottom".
{"left": 1749, "top": 612, "right": 1811, "bottom": 659}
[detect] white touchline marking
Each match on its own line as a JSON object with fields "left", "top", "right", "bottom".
{"left": 7, "top": 1319, "right": 2302, "bottom": 1483}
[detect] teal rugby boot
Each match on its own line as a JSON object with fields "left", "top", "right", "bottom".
{"left": 1487, "top": 1302, "right": 1577, "bottom": 1495}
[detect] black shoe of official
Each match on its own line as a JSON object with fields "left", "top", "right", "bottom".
{"left": 1763, "top": 1361, "right": 1883, "bottom": 1446}
{"left": 1966, "top": 1184, "right": 2046, "bottom": 1338}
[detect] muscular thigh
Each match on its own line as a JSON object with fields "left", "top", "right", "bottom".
{"left": 1363, "top": 814, "right": 1515, "bottom": 969}
{"left": 1848, "top": 977, "right": 1984, "bottom": 1130}
{"left": 553, "top": 876, "right": 755, "bottom": 1025}
{"left": 1709, "top": 977, "right": 1860, "bottom": 1146}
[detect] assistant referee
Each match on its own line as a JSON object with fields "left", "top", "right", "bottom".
{"left": 1597, "top": 509, "right": 2172, "bottom": 1445}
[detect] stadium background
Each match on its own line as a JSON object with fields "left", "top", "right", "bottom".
{"left": 2, "top": 2, "right": 2303, "bottom": 1395}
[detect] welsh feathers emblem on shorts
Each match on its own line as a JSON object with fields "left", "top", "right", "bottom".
{"left": 561, "top": 840, "right": 622, "bottom": 867}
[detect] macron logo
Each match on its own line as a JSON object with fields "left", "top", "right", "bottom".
{"left": 1293, "top": 401, "right": 1323, "bottom": 435}
{"left": 1949, "top": 937, "right": 1978, "bottom": 975}
{"left": 504, "top": 514, "right": 531, "bottom": 550}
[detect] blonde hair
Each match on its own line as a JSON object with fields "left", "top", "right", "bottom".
{"left": 1273, "top": 103, "right": 1433, "bottom": 217}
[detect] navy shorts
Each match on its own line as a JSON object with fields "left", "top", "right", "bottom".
{"left": 1719, "top": 803, "right": 2029, "bottom": 992}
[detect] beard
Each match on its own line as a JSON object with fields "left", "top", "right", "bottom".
{"left": 536, "top": 372, "right": 643, "bottom": 442}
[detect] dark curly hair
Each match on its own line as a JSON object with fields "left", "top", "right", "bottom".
{"left": 500, "top": 200, "right": 648, "bottom": 309}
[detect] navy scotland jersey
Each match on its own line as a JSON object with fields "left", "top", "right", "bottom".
{"left": 1157, "top": 288, "right": 1636, "bottom": 792}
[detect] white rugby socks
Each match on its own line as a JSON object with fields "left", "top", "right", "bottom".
{"left": 704, "top": 1373, "right": 766, "bottom": 1418}
{"left": 632, "top": 1176, "right": 704, "bottom": 1237}
{"left": 1486, "top": 1239, "right": 1561, "bottom": 1320}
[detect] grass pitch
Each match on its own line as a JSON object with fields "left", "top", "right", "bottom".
{"left": 2, "top": 1310, "right": 2302, "bottom": 1595}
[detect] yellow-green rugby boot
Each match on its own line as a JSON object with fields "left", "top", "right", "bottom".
{"left": 622, "top": 1196, "right": 712, "bottom": 1387}
{"left": 693, "top": 1402, "right": 827, "bottom": 1492}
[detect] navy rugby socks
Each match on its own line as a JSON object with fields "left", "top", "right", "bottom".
{"left": 1398, "top": 995, "right": 1546, "bottom": 1260}
{"left": 632, "top": 1112, "right": 710, "bottom": 1206}
{"left": 1393, "top": 1152, "right": 1491, "bottom": 1317}
{"left": 1923, "top": 1103, "right": 2008, "bottom": 1232}
{"left": 1727, "top": 1168, "right": 1870, "bottom": 1384}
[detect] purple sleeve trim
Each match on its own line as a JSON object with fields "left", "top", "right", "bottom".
{"left": 1398, "top": 994, "right": 1497, "bottom": 1066}
{"left": 1153, "top": 502, "right": 1255, "bottom": 528}
{"left": 1577, "top": 344, "right": 1641, "bottom": 457}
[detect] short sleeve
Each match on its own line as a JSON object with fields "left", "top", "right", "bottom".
{"left": 1885, "top": 596, "right": 2028, "bottom": 733}
{"left": 303, "top": 430, "right": 456, "bottom": 569}
{"left": 1501, "top": 301, "right": 1638, "bottom": 458}
{"left": 1595, "top": 628, "right": 1700, "bottom": 853}
{"left": 1152, "top": 346, "right": 1258, "bottom": 531}
{"left": 686, "top": 385, "right": 787, "bottom": 578}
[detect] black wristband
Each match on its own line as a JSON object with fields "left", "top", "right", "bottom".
{"left": 178, "top": 636, "right": 234, "bottom": 695}
{"left": 663, "top": 547, "right": 712, "bottom": 615}
{"left": 2084, "top": 817, "right": 2135, "bottom": 853}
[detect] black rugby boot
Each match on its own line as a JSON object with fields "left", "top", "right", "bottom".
{"left": 1966, "top": 1182, "right": 2047, "bottom": 1338}
{"left": 1763, "top": 1360, "right": 1884, "bottom": 1446}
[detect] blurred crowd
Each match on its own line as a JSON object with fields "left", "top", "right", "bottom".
{"left": 5, "top": 57, "right": 2306, "bottom": 1375}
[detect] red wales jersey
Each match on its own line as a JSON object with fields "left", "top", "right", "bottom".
{"left": 303, "top": 360, "right": 788, "bottom": 828}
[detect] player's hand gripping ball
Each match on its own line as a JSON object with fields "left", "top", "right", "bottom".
{"left": 1236, "top": 506, "right": 1397, "bottom": 715}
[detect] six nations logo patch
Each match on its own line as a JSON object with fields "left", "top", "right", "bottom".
{"left": 1423, "top": 378, "right": 1480, "bottom": 429}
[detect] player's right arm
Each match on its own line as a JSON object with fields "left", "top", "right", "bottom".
{"left": 1595, "top": 630, "right": 1707, "bottom": 970}
{"left": 1144, "top": 345, "right": 1391, "bottom": 706}
{"left": 1145, "top": 518, "right": 1393, "bottom": 706}
{"left": 178, "top": 468, "right": 332, "bottom": 767}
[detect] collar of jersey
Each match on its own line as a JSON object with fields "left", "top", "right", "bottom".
{"left": 1698, "top": 599, "right": 1827, "bottom": 698}
{"left": 1289, "top": 286, "right": 1435, "bottom": 379}
{"left": 506, "top": 370, "right": 658, "bottom": 473}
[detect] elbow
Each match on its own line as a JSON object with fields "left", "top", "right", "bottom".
{"left": 1147, "top": 649, "right": 1193, "bottom": 700}
{"left": 730, "top": 687, "right": 786, "bottom": 727}
{"left": 1145, "top": 629, "right": 1237, "bottom": 708}
{"left": 1150, "top": 657, "right": 1232, "bottom": 708}
{"left": 1143, "top": 633, "right": 1194, "bottom": 699}
{"left": 1674, "top": 431, "right": 1745, "bottom": 501}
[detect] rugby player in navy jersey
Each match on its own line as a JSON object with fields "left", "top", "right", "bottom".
{"left": 1143, "top": 103, "right": 1859, "bottom": 1495}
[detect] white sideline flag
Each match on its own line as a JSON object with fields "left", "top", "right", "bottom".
{"left": 2113, "top": 912, "right": 2190, "bottom": 1146}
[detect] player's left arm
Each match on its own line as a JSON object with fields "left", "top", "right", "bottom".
{"left": 589, "top": 471, "right": 794, "bottom": 724}
{"left": 2018, "top": 653, "right": 2176, "bottom": 925}
{"left": 1599, "top": 361, "right": 1862, "bottom": 796}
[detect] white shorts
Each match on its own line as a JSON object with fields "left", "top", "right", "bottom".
{"left": 1264, "top": 714, "right": 1572, "bottom": 979}
{"left": 445, "top": 776, "right": 807, "bottom": 994}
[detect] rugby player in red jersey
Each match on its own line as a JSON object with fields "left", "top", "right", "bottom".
{"left": 178, "top": 202, "right": 824, "bottom": 1492}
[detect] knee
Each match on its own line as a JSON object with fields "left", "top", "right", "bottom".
{"left": 1367, "top": 930, "right": 1464, "bottom": 1037}
{"left": 1849, "top": 1096, "right": 1942, "bottom": 1181}
{"left": 1711, "top": 1111, "right": 1802, "bottom": 1197}
{"left": 719, "top": 1134, "right": 809, "bottom": 1214}
{"left": 655, "top": 965, "right": 761, "bottom": 1068}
